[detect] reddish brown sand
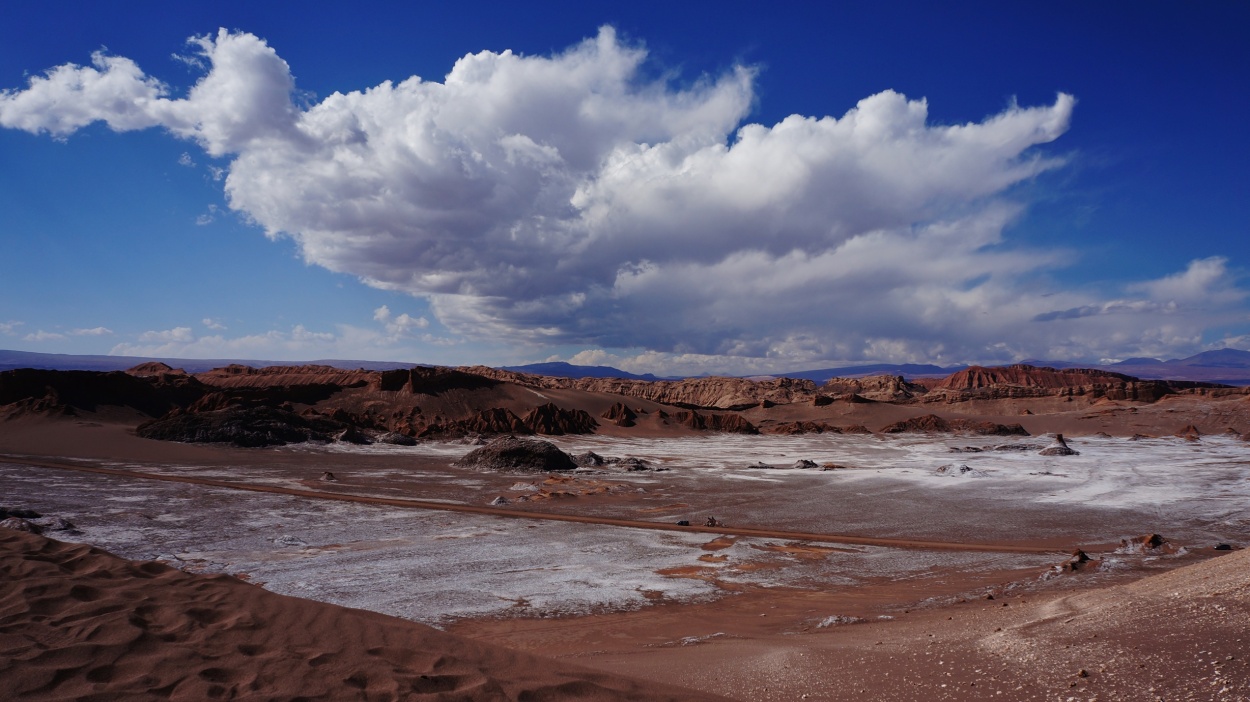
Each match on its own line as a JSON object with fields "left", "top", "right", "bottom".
{"left": 0, "top": 529, "right": 729, "bottom": 701}
{"left": 448, "top": 548, "right": 1250, "bottom": 700}
{"left": 3, "top": 409, "right": 1250, "bottom": 700}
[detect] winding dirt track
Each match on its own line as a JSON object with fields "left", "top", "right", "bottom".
{"left": 4, "top": 455, "right": 1062, "bottom": 555}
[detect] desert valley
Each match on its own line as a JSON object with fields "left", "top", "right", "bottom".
{"left": 2, "top": 360, "right": 1248, "bottom": 700}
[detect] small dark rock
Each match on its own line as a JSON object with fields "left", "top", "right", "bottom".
{"left": 573, "top": 451, "right": 606, "bottom": 467}
{"left": 377, "top": 432, "right": 418, "bottom": 446}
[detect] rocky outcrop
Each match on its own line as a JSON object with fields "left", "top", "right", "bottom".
{"left": 135, "top": 407, "right": 351, "bottom": 447}
{"left": 195, "top": 364, "right": 374, "bottom": 390}
{"left": 761, "top": 421, "right": 843, "bottom": 435}
{"left": 1175, "top": 424, "right": 1201, "bottom": 441}
{"left": 373, "top": 366, "right": 500, "bottom": 394}
{"left": 419, "top": 408, "right": 530, "bottom": 438}
{"left": 1038, "top": 434, "right": 1079, "bottom": 456}
{"left": 461, "top": 366, "right": 817, "bottom": 409}
{"left": 377, "top": 432, "right": 418, "bottom": 446}
{"left": 125, "top": 362, "right": 187, "bottom": 378}
{"left": 601, "top": 402, "right": 638, "bottom": 427}
{"left": 521, "top": 403, "right": 598, "bottom": 435}
{"left": 819, "top": 375, "right": 923, "bottom": 402}
{"left": 669, "top": 410, "right": 758, "bottom": 434}
{"left": 879, "top": 414, "right": 1029, "bottom": 436}
{"left": 925, "top": 365, "right": 1219, "bottom": 403}
{"left": 455, "top": 436, "right": 577, "bottom": 472}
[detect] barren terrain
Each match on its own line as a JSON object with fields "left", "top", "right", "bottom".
{"left": 2, "top": 363, "right": 1249, "bottom": 699}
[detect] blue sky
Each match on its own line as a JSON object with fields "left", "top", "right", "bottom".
{"left": 1, "top": 1, "right": 1247, "bottom": 375}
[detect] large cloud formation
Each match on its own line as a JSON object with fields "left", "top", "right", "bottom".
{"left": 3, "top": 28, "right": 1243, "bottom": 368}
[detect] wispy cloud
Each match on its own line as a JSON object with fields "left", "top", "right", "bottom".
{"left": 22, "top": 330, "right": 66, "bottom": 342}
{"left": 110, "top": 309, "right": 458, "bottom": 361}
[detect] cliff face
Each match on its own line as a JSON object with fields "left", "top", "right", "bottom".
{"left": 195, "top": 364, "right": 375, "bottom": 389}
{"left": 819, "top": 375, "right": 924, "bottom": 402}
{"left": 923, "top": 364, "right": 1216, "bottom": 402}
{"left": 521, "top": 403, "right": 599, "bottom": 435}
{"left": 934, "top": 365, "right": 1138, "bottom": 390}
{"left": 462, "top": 366, "right": 819, "bottom": 409}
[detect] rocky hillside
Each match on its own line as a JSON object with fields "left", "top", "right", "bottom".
{"left": 5, "top": 360, "right": 1246, "bottom": 447}
{"left": 924, "top": 364, "right": 1227, "bottom": 402}
{"left": 462, "top": 366, "right": 820, "bottom": 410}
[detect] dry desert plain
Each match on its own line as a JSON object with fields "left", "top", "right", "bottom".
{"left": 1, "top": 362, "right": 1249, "bottom": 700}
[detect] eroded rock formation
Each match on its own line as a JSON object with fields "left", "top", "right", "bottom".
{"left": 521, "top": 403, "right": 598, "bottom": 435}
{"left": 601, "top": 402, "right": 637, "bottom": 427}
{"left": 669, "top": 410, "right": 758, "bottom": 434}
{"left": 879, "top": 414, "right": 1029, "bottom": 436}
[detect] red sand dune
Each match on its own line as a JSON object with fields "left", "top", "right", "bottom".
{"left": 0, "top": 529, "right": 727, "bottom": 701}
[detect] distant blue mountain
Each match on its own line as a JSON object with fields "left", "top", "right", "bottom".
{"left": 777, "top": 363, "right": 964, "bottom": 383}
{"left": 501, "top": 361, "right": 663, "bottom": 381}
{"left": 5, "top": 347, "right": 1249, "bottom": 385}
{"left": 1168, "top": 348, "right": 1250, "bottom": 368}
{"left": 0, "top": 349, "right": 415, "bottom": 373}
{"left": 1112, "top": 357, "right": 1165, "bottom": 366}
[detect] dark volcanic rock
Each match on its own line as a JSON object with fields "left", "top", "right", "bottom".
{"left": 136, "top": 407, "right": 347, "bottom": 447}
{"left": 601, "top": 402, "right": 638, "bottom": 427}
{"left": 456, "top": 436, "right": 577, "bottom": 472}
{"left": 522, "top": 403, "right": 599, "bottom": 435}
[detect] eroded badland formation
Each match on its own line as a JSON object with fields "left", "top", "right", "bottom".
{"left": 2, "top": 361, "right": 1249, "bottom": 700}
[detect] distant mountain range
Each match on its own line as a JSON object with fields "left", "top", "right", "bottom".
{"left": 499, "top": 361, "right": 664, "bottom": 381}
{"left": 4, "top": 348, "right": 1250, "bottom": 385}
{"left": 0, "top": 349, "right": 414, "bottom": 374}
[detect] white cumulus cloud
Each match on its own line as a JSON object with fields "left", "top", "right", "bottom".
{"left": 5, "top": 27, "right": 1245, "bottom": 367}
